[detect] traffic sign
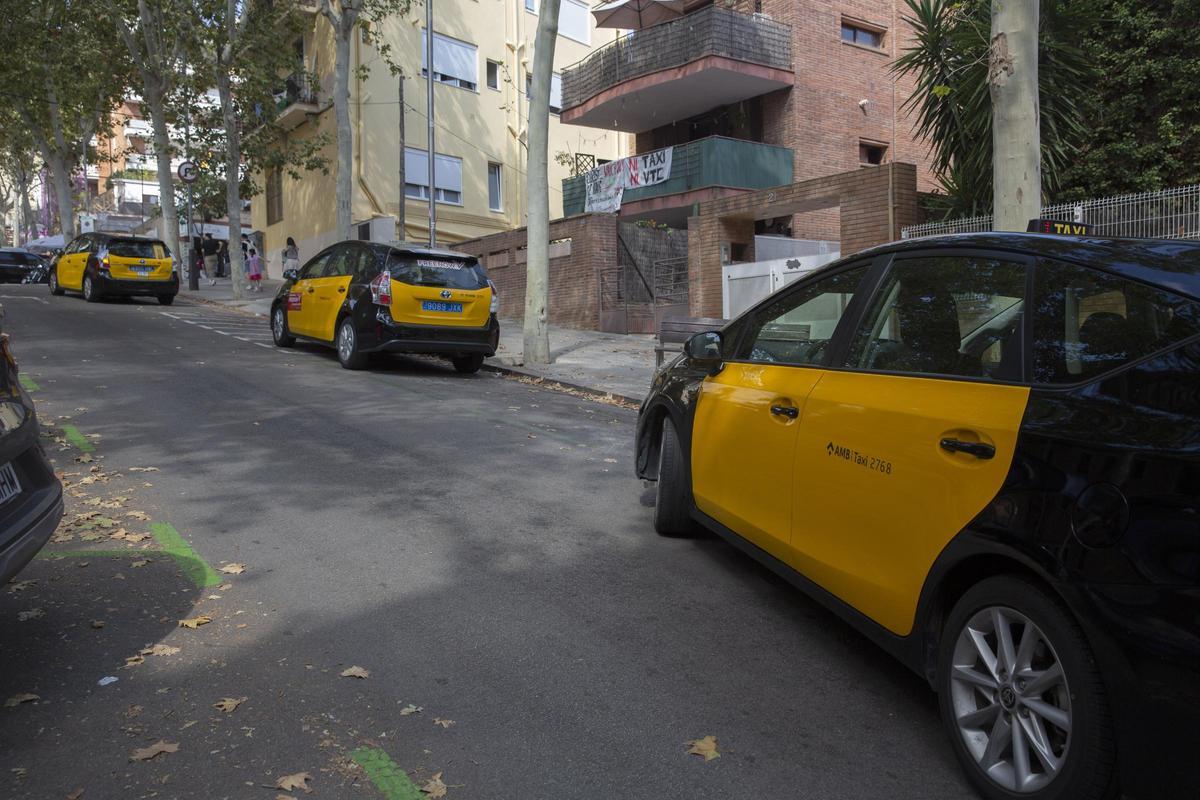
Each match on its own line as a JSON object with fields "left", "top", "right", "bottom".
{"left": 177, "top": 160, "right": 198, "bottom": 184}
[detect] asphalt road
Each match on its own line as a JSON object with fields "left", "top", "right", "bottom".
{"left": 0, "top": 284, "right": 972, "bottom": 799}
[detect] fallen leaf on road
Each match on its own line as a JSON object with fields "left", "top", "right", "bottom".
{"left": 17, "top": 609, "right": 44, "bottom": 621}
{"left": 178, "top": 615, "right": 212, "bottom": 629}
{"left": 124, "top": 655, "right": 145, "bottom": 668}
{"left": 127, "top": 467, "right": 159, "bottom": 472}
{"left": 91, "top": 620, "right": 105, "bottom": 629}
{"left": 7, "top": 580, "right": 36, "bottom": 593}
{"left": 686, "top": 735, "right": 720, "bottom": 761}
{"left": 131, "top": 559, "right": 151, "bottom": 568}
{"left": 129, "top": 740, "right": 178, "bottom": 762}
{"left": 213, "top": 697, "right": 246, "bottom": 713}
{"left": 80, "top": 532, "right": 105, "bottom": 542}
{"left": 75, "top": 454, "right": 93, "bottom": 463}
{"left": 4, "top": 693, "right": 39, "bottom": 707}
{"left": 399, "top": 704, "right": 422, "bottom": 716}
{"left": 219, "top": 563, "right": 246, "bottom": 575}
{"left": 66, "top": 789, "right": 84, "bottom": 800}
{"left": 180, "top": 719, "right": 198, "bottom": 730}
{"left": 124, "top": 533, "right": 150, "bottom": 543}
{"left": 276, "top": 796, "right": 296, "bottom": 800}
{"left": 141, "top": 644, "right": 180, "bottom": 657}
{"left": 421, "top": 772, "right": 447, "bottom": 798}
{"left": 125, "top": 511, "right": 151, "bottom": 521}
{"left": 111, "top": 573, "right": 126, "bottom": 581}
{"left": 276, "top": 772, "right": 312, "bottom": 793}
{"left": 219, "top": 583, "right": 232, "bottom": 591}
{"left": 340, "top": 666, "right": 369, "bottom": 679}
{"left": 433, "top": 718, "right": 455, "bottom": 729}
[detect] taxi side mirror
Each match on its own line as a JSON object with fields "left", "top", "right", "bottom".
{"left": 684, "top": 331, "right": 724, "bottom": 373}
{"left": 282, "top": 268, "right": 299, "bottom": 282}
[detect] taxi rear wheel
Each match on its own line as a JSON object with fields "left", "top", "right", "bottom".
{"left": 937, "top": 575, "right": 1115, "bottom": 800}
{"left": 336, "top": 318, "right": 368, "bottom": 370}
{"left": 82, "top": 273, "right": 99, "bottom": 303}
{"left": 272, "top": 306, "right": 295, "bottom": 348}
{"left": 653, "top": 418, "right": 692, "bottom": 536}
{"left": 157, "top": 294, "right": 174, "bottom": 306}
{"left": 451, "top": 354, "right": 484, "bottom": 374}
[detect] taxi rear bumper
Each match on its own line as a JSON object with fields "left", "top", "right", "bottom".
{"left": 363, "top": 312, "right": 499, "bottom": 357}
{"left": 95, "top": 271, "right": 179, "bottom": 297}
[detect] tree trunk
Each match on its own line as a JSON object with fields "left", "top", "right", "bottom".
{"left": 45, "top": 153, "right": 75, "bottom": 238}
{"left": 522, "top": 0, "right": 561, "bottom": 365}
{"left": 145, "top": 82, "right": 182, "bottom": 269}
{"left": 333, "top": 17, "right": 353, "bottom": 240}
{"left": 989, "top": 0, "right": 1041, "bottom": 231}
{"left": 218, "top": 73, "right": 245, "bottom": 299}
{"left": 16, "top": 168, "right": 33, "bottom": 244}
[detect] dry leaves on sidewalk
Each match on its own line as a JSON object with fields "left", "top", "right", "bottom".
{"left": 433, "top": 718, "right": 455, "bottom": 729}
{"left": 141, "top": 644, "right": 180, "bottom": 657}
{"left": 213, "top": 697, "right": 246, "bottom": 713}
{"left": 687, "top": 735, "right": 720, "bottom": 761}
{"left": 340, "top": 666, "right": 370, "bottom": 679}
{"left": 276, "top": 772, "right": 312, "bottom": 793}
{"left": 130, "top": 740, "right": 178, "bottom": 762}
{"left": 421, "top": 772, "right": 447, "bottom": 798}
{"left": 219, "top": 563, "right": 246, "bottom": 575}
{"left": 178, "top": 615, "right": 212, "bottom": 629}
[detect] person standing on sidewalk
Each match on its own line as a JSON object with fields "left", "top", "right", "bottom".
{"left": 201, "top": 233, "right": 219, "bottom": 286}
{"left": 282, "top": 237, "right": 300, "bottom": 275}
{"left": 246, "top": 248, "right": 263, "bottom": 291}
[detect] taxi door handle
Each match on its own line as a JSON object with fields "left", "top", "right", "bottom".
{"left": 337, "top": 287, "right": 346, "bottom": 293}
{"left": 306, "top": 287, "right": 314, "bottom": 293}
{"left": 770, "top": 405, "right": 799, "bottom": 419}
{"left": 940, "top": 438, "right": 995, "bottom": 459}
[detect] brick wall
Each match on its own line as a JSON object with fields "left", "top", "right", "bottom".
{"left": 452, "top": 214, "right": 619, "bottom": 330}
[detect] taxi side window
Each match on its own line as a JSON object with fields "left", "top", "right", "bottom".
{"left": 846, "top": 255, "right": 1027, "bottom": 381}
{"left": 1032, "top": 259, "right": 1200, "bottom": 384}
{"left": 297, "top": 252, "right": 331, "bottom": 280}
{"left": 734, "top": 265, "right": 869, "bottom": 366}
{"left": 322, "top": 248, "right": 352, "bottom": 278}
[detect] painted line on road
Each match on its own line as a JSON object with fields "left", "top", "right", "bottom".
{"left": 350, "top": 748, "right": 425, "bottom": 800}
{"left": 60, "top": 424, "right": 94, "bottom": 453}
{"left": 19, "top": 374, "right": 40, "bottom": 392}
{"left": 149, "top": 522, "right": 222, "bottom": 588}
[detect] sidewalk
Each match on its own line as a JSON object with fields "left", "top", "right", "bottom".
{"left": 177, "top": 276, "right": 280, "bottom": 316}
{"left": 187, "top": 282, "right": 659, "bottom": 403}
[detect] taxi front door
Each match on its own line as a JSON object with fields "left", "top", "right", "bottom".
{"left": 690, "top": 264, "right": 871, "bottom": 562}
{"left": 60, "top": 237, "right": 89, "bottom": 290}
{"left": 305, "top": 248, "right": 357, "bottom": 342}
{"left": 788, "top": 253, "right": 1031, "bottom": 636}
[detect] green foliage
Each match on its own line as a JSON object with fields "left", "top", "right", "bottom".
{"left": 1054, "top": 0, "right": 1200, "bottom": 200}
{"left": 893, "top": 0, "right": 1095, "bottom": 219}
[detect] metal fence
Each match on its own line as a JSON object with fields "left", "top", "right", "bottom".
{"left": 561, "top": 5, "right": 792, "bottom": 111}
{"left": 653, "top": 256, "right": 689, "bottom": 305}
{"left": 902, "top": 184, "right": 1200, "bottom": 240}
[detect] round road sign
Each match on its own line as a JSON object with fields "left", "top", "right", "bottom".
{"left": 177, "top": 160, "right": 198, "bottom": 183}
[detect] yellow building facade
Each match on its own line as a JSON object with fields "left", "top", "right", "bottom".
{"left": 252, "top": 0, "right": 629, "bottom": 275}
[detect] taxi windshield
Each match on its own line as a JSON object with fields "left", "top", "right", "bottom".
{"left": 386, "top": 253, "right": 488, "bottom": 290}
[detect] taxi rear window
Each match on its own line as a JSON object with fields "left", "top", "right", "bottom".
{"left": 386, "top": 254, "right": 488, "bottom": 290}
{"left": 108, "top": 239, "right": 167, "bottom": 259}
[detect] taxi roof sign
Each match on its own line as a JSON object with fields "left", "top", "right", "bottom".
{"left": 1028, "top": 218, "right": 1094, "bottom": 236}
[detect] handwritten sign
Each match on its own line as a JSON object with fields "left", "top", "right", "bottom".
{"left": 584, "top": 147, "right": 674, "bottom": 213}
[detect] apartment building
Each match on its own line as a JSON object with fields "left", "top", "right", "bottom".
{"left": 558, "top": 0, "right": 936, "bottom": 241}
{"left": 252, "top": 0, "right": 630, "bottom": 272}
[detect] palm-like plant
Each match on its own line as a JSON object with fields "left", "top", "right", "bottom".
{"left": 894, "top": 0, "right": 1096, "bottom": 220}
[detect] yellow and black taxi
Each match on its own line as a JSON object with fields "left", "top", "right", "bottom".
{"left": 637, "top": 232, "right": 1200, "bottom": 800}
{"left": 270, "top": 241, "right": 499, "bottom": 372}
{"left": 0, "top": 304, "right": 63, "bottom": 586}
{"left": 49, "top": 233, "right": 179, "bottom": 305}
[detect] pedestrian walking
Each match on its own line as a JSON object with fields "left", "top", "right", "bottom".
{"left": 246, "top": 248, "right": 263, "bottom": 291}
{"left": 217, "top": 238, "right": 229, "bottom": 278}
{"left": 282, "top": 236, "right": 300, "bottom": 274}
{"left": 201, "top": 233, "right": 219, "bottom": 286}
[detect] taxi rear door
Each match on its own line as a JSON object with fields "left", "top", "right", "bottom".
{"left": 789, "top": 252, "right": 1032, "bottom": 636}
{"left": 306, "top": 245, "right": 360, "bottom": 342}
{"left": 690, "top": 263, "right": 872, "bottom": 560}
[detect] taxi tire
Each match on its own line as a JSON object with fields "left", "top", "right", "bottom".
{"left": 653, "top": 418, "right": 692, "bottom": 536}
{"left": 937, "top": 575, "right": 1116, "bottom": 800}
{"left": 451, "top": 354, "right": 484, "bottom": 374}
{"left": 157, "top": 294, "right": 175, "bottom": 306}
{"left": 82, "top": 273, "right": 100, "bottom": 303}
{"left": 272, "top": 306, "right": 295, "bottom": 348}
{"left": 336, "top": 317, "right": 368, "bottom": 370}
{"left": 48, "top": 269, "right": 64, "bottom": 296}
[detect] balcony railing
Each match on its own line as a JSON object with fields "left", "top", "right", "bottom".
{"left": 562, "top": 135, "right": 793, "bottom": 216}
{"left": 276, "top": 71, "right": 317, "bottom": 113}
{"left": 562, "top": 6, "right": 792, "bottom": 112}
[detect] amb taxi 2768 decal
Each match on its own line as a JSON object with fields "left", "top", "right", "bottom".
{"left": 825, "top": 441, "right": 893, "bottom": 475}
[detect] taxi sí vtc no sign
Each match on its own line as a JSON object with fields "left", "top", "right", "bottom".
{"left": 270, "top": 241, "right": 499, "bottom": 371}
{"left": 637, "top": 230, "right": 1200, "bottom": 800}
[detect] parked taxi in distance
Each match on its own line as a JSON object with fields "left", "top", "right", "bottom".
{"left": 270, "top": 241, "right": 499, "bottom": 372}
{"left": 49, "top": 233, "right": 178, "bottom": 304}
{"left": 637, "top": 232, "right": 1200, "bottom": 800}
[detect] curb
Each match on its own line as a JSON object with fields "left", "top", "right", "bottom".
{"left": 178, "top": 294, "right": 271, "bottom": 318}
{"left": 481, "top": 361, "right": 643, "bottom": 407}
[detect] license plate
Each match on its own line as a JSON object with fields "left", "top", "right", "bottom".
{"left": 0, "top": 462, "right": 20, "bottom": 506}
{"left": 131, "top": 266, "right": 153, "bottom": 275}
{"left": 421, "top": 301, "right": 462, "bottom": 313}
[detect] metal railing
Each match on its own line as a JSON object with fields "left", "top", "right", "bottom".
{"left": 902, "top": 184, "right": 1200, "bottom": 240}
{"left": 276, "top": 71, "right": 317, "bottom": 112}
{"left": 561, "top": 6, "right": 792, "bottom": 111}
{"left": 653, "top": 256, "right": 689, "bottom": 305}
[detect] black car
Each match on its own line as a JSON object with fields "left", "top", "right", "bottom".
{"left": 636, "top": 232, "right": 1200, "bottom": 800}
{"left": 0, "top": 305, "right": 63, "bottom": 586}
{"left": 270, "top": 241, "right": 500, "bottom": 371}
{"left": 0, "top": 248, "right": 45, "bottom": 284}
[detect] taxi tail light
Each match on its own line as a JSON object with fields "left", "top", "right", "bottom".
{"left": 487, "top": 278, "right": 499, "bottom": 315}
{"left": 370, "top": 271, "right": 392, "bottom": 306}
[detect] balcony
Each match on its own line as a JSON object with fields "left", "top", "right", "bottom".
{"left": 124, "top": 118, "right": 153, "bottom": 140}
{"left": 560, "top": 6, "right": 793, "bottom": 133}
{"left": 275, "top": 72, "right": 319, "bottom": 131}
{"left": 562, "top": 135, "right": 793, "bottom": 224}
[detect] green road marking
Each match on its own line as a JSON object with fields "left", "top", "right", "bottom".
{"left": 350, "top": 748, "right": 424, "bottom": 800}
{"left": 60, "top": 424, "right": 93, "bottom": 453}
{"left": 18, "top": 374, "right": 39, "bottom": 392}
{"left": 150, "top": 522, "right": 221, "bottom": 588}
{"left": 38, "top": 549, "right": 144, "bottom": 560}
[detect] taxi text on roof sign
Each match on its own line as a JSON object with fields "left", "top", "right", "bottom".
{"left": 1027, "top": 218, "right": 1094, "bottom": 236}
